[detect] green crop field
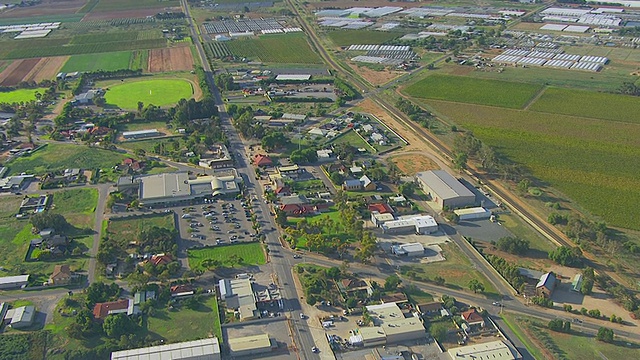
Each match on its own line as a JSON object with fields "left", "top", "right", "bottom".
{"left": 60, "top": 51, "right": 133, "bottom": 72}
{"left": 403, "top": 74, "right": 542, "bottom": 109}
{"left": 91, "top": 0, "right": 180, "bottom": 12}
{"left": 6, "top": 143, "right": 129, "bottom": 176}
{"left": 0, "top": 87, "right": 47, "bottom": 103}
{"left": 0, "top": 14, "right": 84, "bottom": 26}
{"left": 226, "top": 33, "right": 323, "bottom": 64}
{"left": 423, "top": 99, "right": 640, "bottom": 230}
{"left": 188, "top": 242, "right": 266, "bottom": 269}
{"left": 327, "top": 30, "right": 403, "bottom": 47}
{"left": 529, "top": 87, "right": 640, "bottom": 124}
{"left": 0, "top": 38, "right": 166, "bottom": 60}
{"left": 130, "top": 50, "right": 149, "bottom": 71}
{"left": 103, "top": 78, "right": 194, "bottom": 109}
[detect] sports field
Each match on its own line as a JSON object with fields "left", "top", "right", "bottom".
{"left": 103, "top": 78, "right": 194, "bottom": 109}
{"left": 327, "top": 30, "right": 403, "bottom": 46}
{"left": 60, "top": 51, "right": 132, "bottom": 72}
{"left": 188, "top": 242, "right": 266, "bottom": 269}
{"left": 0, "top": 87, "right": 47, "bottom": 103}
{"left": 226, "top": 33, "right": 323, "bottom": 64}
{"left": 403, "top": 74, "right": 542, "bottom": 109}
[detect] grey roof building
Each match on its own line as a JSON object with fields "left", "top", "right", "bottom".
{"left": 0, "top": 275, "right": 30, "bottom": 289}
{"left": 415, "top": 170, "right": 476, "bottom": 209}
{"left": 4, "top": 305, "right": 36, "bottom": 329}
{"left": 111, "top": 338, "right": 221, "bottom": 360}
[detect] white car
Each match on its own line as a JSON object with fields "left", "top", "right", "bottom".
{"left": 311, "top": 346, "right": 319, "bottom": 353}
{"left": 300, "top": 313, "right": 305, "bottom": 319}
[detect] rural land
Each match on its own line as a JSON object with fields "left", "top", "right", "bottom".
{"left": 0, "top": 0, "right": 639, "bottom": 360}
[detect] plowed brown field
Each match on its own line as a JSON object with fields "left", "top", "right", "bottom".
{"left": 23, "top": 56, "right": 69, "bottom": 82}
{"left": 148, "top": 46, "right": 194, "bottom": 73}
{"left": 0, "top": 58, "right": 40, "bottom": 86}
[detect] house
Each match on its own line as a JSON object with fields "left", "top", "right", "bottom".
{"left": 93, "top": 299, "right": 133, "bottom": 320}
{"left": 63, "top": 168, "right": 81, "bottom": 179}
{"left": 536, "top": 272, "right": 557, "bottom": 298}
{"left": 148, "top": 253, "right": 172, "bottom": 266}
{"left": 461, "top": 309, "right": 485, "bottom": 327}
{"left": 3, "top": 305, "right": 35, "bottom": 329}
{"left": 380, "top": 292, "right": 408, "bottom": 304}
{"left": 73, "top": 89, "right": 103, "bottom": 105}
{"left": 279, "top": 203, "right": 326, "bottom": 216}
{"left": 47, "top": 235, "right": 68, "bottom": 247}
{"left": 360, "top": 175, "right": 376, "bottom": 191}
{"left": 338, "top": 278, "right": 372, "bottom": 297}
{"left": 170, "top": 284, "right": 194, "bottom": 297}
{"left": 274, "top": 186, "right": 291, "bottom": 197}
{"left": 277, "top": 165, "right": 305, "bottom": 179}
{"left": 342, "top": 179, "right": 362, "bottom": 191}
{"left": 362, "top": 124, "right": 374, "bottom": 133}
{"left": 19, "top": 194, "right": 50, "bottom": 214}
{"left": 417, "top": 302, "right": 443, "bottom": 317}
{"left": 199, "top": 144, "right": 233, "bottom": 169}
{"left": 254, "top": 154, "right": 273, "bottom": 167}
{"left": 122, "top": 158, "right": 143, "bottom": 172}
{"left": 368, "top": 203, "right": 393, "bottom": 214}
{"left": 388, "top": 195, "right": 406, "bottom": 205}
{"left": 48, "top": 264, "right": 75, "bottom": 285}
{"left": 350, "top": 166, "right": 363, "bottom": 175}
{"left": 316, "top": 149, "right": 334, "bottom": 161}
{"left": 133, "top": 290, "right": 156, "bottom": 305}
{"left": 371, "top": 211, "right": 395, "bottom": 227}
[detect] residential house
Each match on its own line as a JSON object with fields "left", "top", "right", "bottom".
{"left": 380, "top": 292, "right": 408, "bottom": 304}
{"left": 148, "top": 253, "right": 172, "bottom": 266}
{"left": 316, "top": 149, "right": 334, "bottom": 161}
{"left": 350, "top": 166, "right": 363, "bottom": 176}
{"left": 338, "top": 278, "right": 372, "bottom": 299}
{"left": 3, "top": 305, "right": 35, "bottom": 329}
{"left": 122, "top": 158, "right": 144, "bottom": 172}
{"left": 536, "top": 272, "right": 557, "bottom": 298}
{"left": 274, "top": 186, "right": 291, "bottom": 197}
{"left": 461, "top": 309, "right": 485, "bottom": 327}
{"left": 277, "top": 165, "right": 305, "bottom": 179}
{"left": 368, "top": 203, "right": 393, "bottom": 214}
{"left": 342, "top": 179, "right": 362, "bottom": 191}
{"left": 199, "top": 144, "right": 233, "bottom": 169}
{"left": 48, "top": 264, "right": 75, "bottom": 285}
{"left": 170, "top": 284, "right": 194, "bottom": 297}
{"left": 19, "top": 194, "right": 50, "bottom": 214}
{"left": 360, "top": 175, "right": 376, "bottom": 191}
{"left": 93, "top": 299, "right": 134, "bottom": 320}
{"left": 254, "top": 154, "right": 273, "bottom": 167}
{"left": 417, "top": 302, "right": 443, "bottom": 317}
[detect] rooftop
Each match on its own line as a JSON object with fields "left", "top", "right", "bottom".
{"left": 111, "top": 338, "right": 221, "bottom": 360}
{"left": 228, "top": 334, "right": 272, "bottom": 352}
{"left": 447, "top": 340, "right": 516, "bottom": 360}
{"left": 0, "top": 274, "right": 30, "bottom": 285}
{"left": 139, "top": 172, "right": 190, "bottom": 200}
{"left": 537, "top": 272, "right": 556, "bottom": 289}
{"left": 416, "top": 170, "right": 475, "bottom": 200}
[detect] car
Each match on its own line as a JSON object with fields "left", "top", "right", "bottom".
{"left": 300, "top": 313, "right": 305, "bottom": 319}
{"left": 492, "top": 302, "right": 502, "bottom": 306}
{"left": 293, "top": 254, "right": 302, "bottom": 259}
{"left": 311, "top": 346, "right": 319, "bottom": 353}
{"left": 190, "top": 234, "right": 198, "bottom": 238}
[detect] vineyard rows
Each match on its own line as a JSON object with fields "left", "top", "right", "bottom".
{"left": 3, "top": 39, "right": 167, "bottom": 60}
{"left": 205, "top": 42, "right": 232, "bottom": 59}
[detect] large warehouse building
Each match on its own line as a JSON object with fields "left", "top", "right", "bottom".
{"left": 415, "top": 170, "right": 476, "bottom": 209}
{"left": 111, "top": 338, "right": 221, "bottom": 360}
{"left": 350, "top": 303, "right": 426, "bottom": 347}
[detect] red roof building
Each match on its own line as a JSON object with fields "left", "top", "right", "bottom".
{"left": 150, "top": 254, "right": 172, "bottom": 266}
{"left": 253, "top": 154, "right": 273, "bottom": 167}
{"left": 461, "top": 309, "right": 485, "bottom": 326}
{"left": 275, "top": 186, "right": 291, "bottom": 196}
{"left": 93, "top": 299, "right": 130, "bottom": 320}
{"left": 170, "top": 284, "right": 194, "bottom": 297}
{"left": 368, "top": 203, "right": 394, "bottom": 214}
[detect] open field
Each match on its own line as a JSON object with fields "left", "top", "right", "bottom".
{"left": 328, "top": 129, "right": 373, "bottom": 152}
{"left": 50, "top": 188, "right": 98, "bottom": 229}
{"left": 188, "top": 242, "right": 266, "bottom": 270}
{"left": 106, "top": 213, "right": 175, "bottom": 245}
{"left": 529, "top": 87, "right": 640, "bottom": 124}
{"left": 91, "top": 0, "right": 180, "bottom": 12}
{"left": 0, "top": 196, "right": 26, "bottom": 261}
{"left": 0, "top": 58, "right": 40, "bottom": 86}
{"left": 0, "top": 0, "right": 85, "bottom": 20}
{"left": 388, "top": 152, "right": 440, "bottom": 176}
{"left": 21, "top": 56, "right": 68, "bottom": 82}
{"left": 403, "top": 74, "right": 542, "bottom": 109}
{"left": 400, "top": 242, "right": 499, "bottom": 298}
{"left": 421, "top": 99, "right": 640, "bottom": 230}
{"left": 147, "top": 295, "right": 222, "bottom": 341}
{"left": 226, "top": 33, "right": 323, "bottom": 64}
{"left": 148, "top": 45, "right": 194, "bottom": 73}
{"left": 60, "top": 51, "right": 133, "bottom": 72}
{"left": 103, "top": 78, "right": 194, "bottom": 109}
{"left": 0, "top": 87, "right": 47, "bottom": 103}
{"left": 327, "top": 29, "right": 403, "bottom": 47}
{"left": 6, "top": 143, "right": 129, "bottom": 176}
{"left": 0, "top": 38, "right": 167, "bottom": 60}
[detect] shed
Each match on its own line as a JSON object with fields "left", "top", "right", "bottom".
{"left": 415, "top": 170, "right": 476, "bottom": 209}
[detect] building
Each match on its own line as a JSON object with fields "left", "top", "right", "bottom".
{"left": 316, "top": 149, "right": 334, "bottom": 161}
{"left": 391, "top": 242, "right": 424, "bottom": 257}
{"left": 48, "top": 264, "right": 75, "bottom": 285}
{"left": 338, "top": 278, "right": 372, "bottom": 298}
{"left": 571, "top": 274, "right": 583, "bottom": 293}
{"left": 447, "top": 340, "right": 517, "bottom": 360}
{"left": 381, "top": 215, "right": 438, "bottom": 235}
{"left": 253, "top": 154, "right": 273, "bottom": 167}
{"left": 0, "top": 275, "right": 29, "bottom": 289}
{"left": 461, "top": 309, "right": 485, "bottom": 327}
{"left": 0, "top": 174, "right": 35, "bottom": 192}
{"left": 343, "top": 179, "right": 362, "bottom": 191}
{"left": 228, "top": 334, "right": 275, "bottom": 357}
{"left": 111, "top": 338, "right": 221, "bottom": 360}
{"left": 19, "top": 194, "right": 50, "bottom": 214}
{"left": 93, "top": 299, "right": 134, "bottom": 320}
{"left": 219, "top": 278, "right": 259, "bottom": 321}
{"left": 536, "top": 272, "right": 557, "bottom": 298}
{"left": 73, "top": 89, "right": 103, "bottom": 104}
{"left": 122, "top": 129, "right": 160, "bottom": 140}
{"left": 415, "top": 170, "right": 476, "bottom": 209}
{"left": 353, "top": 303, "right": 426, "bottom": 346}
{"left": 417, "top": 302, "right": 443, "bottom": 317}
{"left": 380, "top": 292, "right": 408, "bottom": 304}
{"left": 199, "top": 144, "right": 233, "bottom": 169}
{"left": 277, "top": 164, "right": 305, "bottom": 179}
{"left": 171, "top": 284, "right": 195, "bottom": 297}
{"left": 3, "top": 305, "right": 35, "bottom": 329}
{"left": 371, "top": 211, "right": 395, "bottom": 227}
{"left": 133, "top": 290, "right": 156, "bottom": 305}
{"left": 360, "top": 175, "right": 376, "bottom": 191}
{"left": 368, "top": 203, "right": 393, "bottom": 214}
{"left": 454, "top": 207, "right": 491, "bottom": 221}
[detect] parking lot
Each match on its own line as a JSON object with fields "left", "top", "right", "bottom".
{"left": 174, "top": 198, "right": 258, "bottom": 249}
{"left": 223, "top": 319, "right": 297, "bottom": 360}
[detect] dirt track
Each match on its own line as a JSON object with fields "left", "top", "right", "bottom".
{"left": 148, "top": 46, "right": 194, "bottom": 73}
{"left": 0, "top": 58, "right": 40, "bottom": 86}
{"left": 23, "top": 56, "right": 69, "bottom": 82}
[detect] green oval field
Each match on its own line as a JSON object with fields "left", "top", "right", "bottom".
{"left": 0, "top": 88, "right": 47, "bottom": 103}
{"left": 104, "top": 79, "right": 194, "bottom": 109}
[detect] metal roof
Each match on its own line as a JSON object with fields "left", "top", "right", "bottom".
{"left": 0, "top": 275, "right": 30, "bottom": 285}
{"left": 111, "top": 338, "right": 220, "bottom": 360}
{"left": 416, "top": 170, "right": 475, "bottom": 200}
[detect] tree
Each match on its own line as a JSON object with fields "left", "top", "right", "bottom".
{"left": 548, "top": 318, "right": 564, "bottom": 332}
{"left": 306, "top": 294, "right": 317, "bottom": 306}
{"left": 346, "top": 298, "right": 357, "bottom": 308}
{"left": 495, "top": 236, "right": 530, "bottom": 255}
{"left": 398, "top": 181, "right": 416, "bottom": 198}
{"left": 330, "top": 171, "right": 344, "bottom": 186}
{"left": 384, "top": 274, "right": 402, "bottom": 291}
{"left": 86, "top": 282, "right": 121, "bottom": 305}
{"left": 434, "top": 276, "right": 445, "bottom": 286}
{"left": 596, "top": 327, "right": 614, "bottom": 343}
{"left": 548, "top": 246, "right": 583, "bottom": 267}
{"left": 468, "top": 279, "right": 485, "bottom": 293}
{"left": 103, "top": 313, "right": 135, "bottom": 338}
{"left": 127, "top": 271, "right": 150, "bottom": 289}
{"left": 517, "top": 178, "right": 531, "bottom": 193}
{"left": 30, "top": 212, "right": 69, "bottom": 232}
{"left": 325, "top": 267, "right": 341, "bottom": 280}
{"left": 452, "top": 152, "right": 467, "bottom": 171}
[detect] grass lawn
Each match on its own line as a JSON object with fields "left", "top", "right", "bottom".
{"left": 6, "top": 143, "right": 129, "bottom": 176}
{"left": 103, "top": 78, "right": 194, "bottom": 109}
{"left": 328, "top": 129, "right": 373, "bottom": 152}
{"left": 60, "top": 51, "right": 132, "bottom": 72}
{"left": 0, "top": 87, "right": 47, "bottom": 103}
{"left": 403, "top": 74, "right": 542, "bottom": 109}
{"left": 50, "top": 188, "right": 98, "bottom": 229}
{"left": 400, "top": 242, "right": 500, "bottom": 299}
{"left": 529, "top": 87, "right": 640, "bottom": 124}
{"left": 106, "top": 213, "right": 175, "bottom": 245}
{"left": 188, "top": 242, "right": 266, "bottom": 270}
{"left": 147, "top": 295, "right": 222, "bottom": 341}
{"left": 287, "top": 209, "right": 355, "bottom": 249}
{"left": 226, "top": 33, "right": 323, "bottom": 64}
{"left": 327, "top": 30, "right": 403, "bottom": 47}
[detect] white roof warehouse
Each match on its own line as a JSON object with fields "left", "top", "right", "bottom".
{"left": 415, "top": 170, "right": 476, "bottom": 209}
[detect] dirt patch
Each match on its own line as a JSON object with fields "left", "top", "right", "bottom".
{"left": 347, "top": 62, "right": 404, "bottom": 86}
{"left": 82, "top": 7, "right": 180, "bottom": 21}
{"left": 0, "top": 58, "right": 41, "bottom": 86}
{"left": 0, "top": 0, "right": 85, "bottom": 18}
{"left": 148, "top": 45, "right": 194, "bottom": 73}
{"left": 389, "top": 152, "right": 440, "bottom": 176}
{"left": 450, "top": 66, "right": 475, "bottom": 76}
{"left": 23, "top": 56, "right": 69, "bottom": 82}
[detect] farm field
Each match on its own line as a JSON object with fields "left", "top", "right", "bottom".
{"left": 103, "top": 78, "right": 194, "bottom": 109}
{"left": 188, "top": 242, "right": 266, "bottom": 270}
{"left": 91, "top": 0, "right": 181, "bottom": 12}
{"left": 327, "top": 29, "right": 403, "bottom": 46}
{"left": 106, "top": 213, "right": 175, "bottom": 246}
{"left": 529, "top": 87, "right": 640, "bottom": 124}
{"left": 22, "top": 56, "right": 68, "bottom": 82}
{"left": 0, "top": 0, "right": 86, "bottom": 22}
{"left": 148, "top": 46, "right": 194, "bottom": 73}
{"left": 0, "top": 58, "right": 40, "bottom": 86}
{"left": 204, "top": 42, "right": 231, "bottom": 59}
{"left": 0, "top": 87, "right": 47, "bottom": 103}
{"left": 6, "top": 143, "right": 129, "bottom": 176}
{"left": 422, "top": 99, "right": 640, "bottom": 230}
{"left": 60, "top": 51, "right": 133, "bottom": 72}
{"left": 403, "top": 74, "right": 542, "bottom": 109}
{"left": 226, "top": 33, "right": 323, "bottom": 64}
{"left": 147, "top": 295, "right": 222, "bottom": 342}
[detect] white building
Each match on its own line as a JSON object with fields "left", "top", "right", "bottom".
{"left": 381, "top": 215, "right": 438, "bottom": 235}
{"left": 391, "top": 242, "right": 424, "bottom": 257}
{"left": 415, "top": 170, "right": 476, "bottom": 209}
{"left": 353, "top": 303, "right": 426, "bottom": 346}
{"left": 219, "top": 278, "right": 259, "bottom": 321}
{"left": 3, "top": 305, "right": 35, "bottom": 329}
{"left": 447, "top": 340, "right": 517, "bottom": 360}
{"left": 0, "top": 275, "right": 30, "bottom": 289}
{"left": 122, "top": 129, "right": 160, "bottom": 140}
{"left": 454, "top": 207, "right": 491, "bottom": 221}
{"left": 111, "top": 338, "right": 221, "bottom": 360}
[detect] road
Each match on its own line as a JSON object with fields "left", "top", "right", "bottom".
{"left": 87, "top": 183, "right": 111, "bottom": 284}
{"left": 181, "top": 1, "right": 319, "bottom": 358}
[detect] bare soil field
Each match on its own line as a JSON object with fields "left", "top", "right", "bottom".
{"left": 148, "top": 46, "right": 194, "bottom": 73}
{"left": 388, "top": 152, "right": 440, "bottom": 175}
{"left": 23, "top": 56, "right": 69, "bottom": 82}
{"left": 0, "top": 0, "right": 85, "bottom": 18}
{"left": 347, "top": 63, "right": 404, "bottom": 86}
{"left": 82, "top": 8, "right": 180, "bottom": 21}
{"left": 0, "top": 58, "right": 40, "bottom": 86}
